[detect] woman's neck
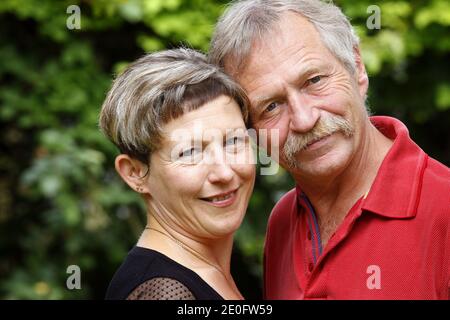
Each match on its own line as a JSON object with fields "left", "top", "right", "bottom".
{"left": 137, "top": 214, "right": 242, "bottom": 299}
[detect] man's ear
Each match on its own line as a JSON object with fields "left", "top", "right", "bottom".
{"left": 353, "top": 46, "right": 369, "bottom": 99}
{"left": 115, "top": 154, "right": 150, "bottom": 194}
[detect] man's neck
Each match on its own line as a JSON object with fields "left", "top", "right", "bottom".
{"left": 294, "top": 122, "right": 393, "bottom": 247}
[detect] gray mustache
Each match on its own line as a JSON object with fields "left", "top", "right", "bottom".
{"left": 283, "top": 115, "right": 354, "bottom": 159}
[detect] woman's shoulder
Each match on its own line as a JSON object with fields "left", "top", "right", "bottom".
{"left": 105, "top": 246, "right": 223, "bottom": 300}
{"left": 126, "top": 276, "right": 195, "bottom": 300}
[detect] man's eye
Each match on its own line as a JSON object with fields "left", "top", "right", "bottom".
{"left": 265, "top": 102, "right": 278, "bottom": 113}
{"left": 308, "top": 75, "right": 322, "bottom": 84}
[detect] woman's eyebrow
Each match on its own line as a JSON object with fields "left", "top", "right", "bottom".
{"left": 168, "top": 128, "right": 246, "bottom": 145}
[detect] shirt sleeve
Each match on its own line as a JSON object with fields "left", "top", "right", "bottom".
{"left": 126, "top": 277, "right": 196, "bottom": 300}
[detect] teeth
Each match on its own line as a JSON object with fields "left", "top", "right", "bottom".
{"left": 210, "top": 193, "right": 233, "bottom": 202}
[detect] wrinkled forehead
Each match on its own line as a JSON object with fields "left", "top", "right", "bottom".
{"left": 225, "top": 11, "right": 324, "bottom": 80}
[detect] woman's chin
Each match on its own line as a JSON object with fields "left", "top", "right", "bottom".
{"left": 208, "top": 213, "right": 246, "bottom": 238}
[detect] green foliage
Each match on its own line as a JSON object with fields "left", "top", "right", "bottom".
{"left": 0, "top": 0, "right": 448, "bottom": 299}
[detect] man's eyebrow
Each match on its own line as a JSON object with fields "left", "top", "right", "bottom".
{"left": 252, "top": 65, "right": 323, "bottom": 110}
{"left": 253, "top": 95, "right": 275, "bottom": 110}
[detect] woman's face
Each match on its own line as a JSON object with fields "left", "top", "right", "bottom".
{"left": 146, "top": 95, "right": 256, "bottom": 240}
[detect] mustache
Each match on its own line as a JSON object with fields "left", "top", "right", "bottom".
{"left": 283, "top": 115, "right": 354, "bottom": 163}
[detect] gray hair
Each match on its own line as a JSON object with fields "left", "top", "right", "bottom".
{"left": 209, "top": 0, "right": 360, "bottom": 75}
{"left": 99, "top": 48, "right": 250, "bottom": 164}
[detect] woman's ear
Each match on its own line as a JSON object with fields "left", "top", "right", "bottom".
{"left": 353, "top": 46, "right": 369, "bottom": 99}
{"left": 115, "top": 154, "right": 149, "bottom": 194}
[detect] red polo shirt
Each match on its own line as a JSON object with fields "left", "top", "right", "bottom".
{"left": 264, "top": 116, "right": 450, "bottom": 299}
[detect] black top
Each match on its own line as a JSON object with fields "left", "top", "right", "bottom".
{"left": 105, "top": 246, "right": 224, "bottom": 300}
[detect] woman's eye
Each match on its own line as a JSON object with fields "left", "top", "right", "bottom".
{"left": 225, "top": 135, "right": 246, "bottom": 151}
{"left": 179, "top": 147, "right": 200, "bottom": 158}
{"left": 226, "top": 136, "right": 241, "bottom": 146}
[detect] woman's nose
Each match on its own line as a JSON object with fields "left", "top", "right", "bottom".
{"left": 207, "top": 163, "right": 235, "bottom": 184}
{"left": 206, "top": 149, "right": 235, "bottom": 184}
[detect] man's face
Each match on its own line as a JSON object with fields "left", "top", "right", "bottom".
{"left": 233, "top": 12, "right": 368, "bottom": 179}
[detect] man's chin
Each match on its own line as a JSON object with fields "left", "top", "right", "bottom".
{"left": 282, "top": 152, "right": 347, "bottom": 178}
{"left": 280, "top": 155, "right": 303, "bottom": 172}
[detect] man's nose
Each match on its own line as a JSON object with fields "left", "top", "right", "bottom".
{"left": 288, "top": 91, "right": 320, "bottom": 133}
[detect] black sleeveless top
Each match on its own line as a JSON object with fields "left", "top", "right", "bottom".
{"left": 105, "top": 246, "right": 224, "bottom": 300}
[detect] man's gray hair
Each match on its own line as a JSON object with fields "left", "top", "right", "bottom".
{"left": 209, "top": 0, "right": 360, "bottom": 74}
{"left": 99, "top": 48, "right": 250, "bottom": 164}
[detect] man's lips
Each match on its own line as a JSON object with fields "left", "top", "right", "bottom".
{"left": 304, "top": 133, "right": 333, "bottom": 150}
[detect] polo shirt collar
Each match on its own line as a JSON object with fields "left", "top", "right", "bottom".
{"left": 296, "top": 116, "right": 427, "bottom": 220}
{"left": 361, "top": 116, "right": 427, "bottom": 219}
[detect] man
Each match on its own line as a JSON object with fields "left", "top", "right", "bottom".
{"left": 209, "top": 0, "right": 450, "bottom": 299}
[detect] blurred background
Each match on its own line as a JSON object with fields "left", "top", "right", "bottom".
{"left": 0, "top": 0, "right": 449, "bottom": 299}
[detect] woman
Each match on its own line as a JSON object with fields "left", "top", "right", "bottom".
{"left": 100, "top": 48, "right": 255, "bottom": 300}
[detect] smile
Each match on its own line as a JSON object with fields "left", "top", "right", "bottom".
{"left": 200, "top": 188, "right": 239, "bottom": 207}
{"left": 305, "top": 133, "right": 333, "bottom": 150}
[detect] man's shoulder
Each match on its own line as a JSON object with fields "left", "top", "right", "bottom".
{"left": 267, "top": 187, "right": 297, "bottom": 228}
{"left": 422, "top": 156, "right": 450, "bottom": 198}
{"left": 425, "top": 156, "right": 450, "bottom": 182}
{"left": 419, "top": 156, "right": 450, "bottom": 217}
{"left": 265, "top": 188, "right": 297, "bottom": 253}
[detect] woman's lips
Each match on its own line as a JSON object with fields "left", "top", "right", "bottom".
{"left": 200, "top": 188, "right": 238, "bottom": 208}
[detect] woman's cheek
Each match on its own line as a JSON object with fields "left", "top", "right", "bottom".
{"left": 234, "top": 162, "right": 256, "bottom": 183}
{"left": 168, "top": 165, "right": 204, "bottom": 191}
